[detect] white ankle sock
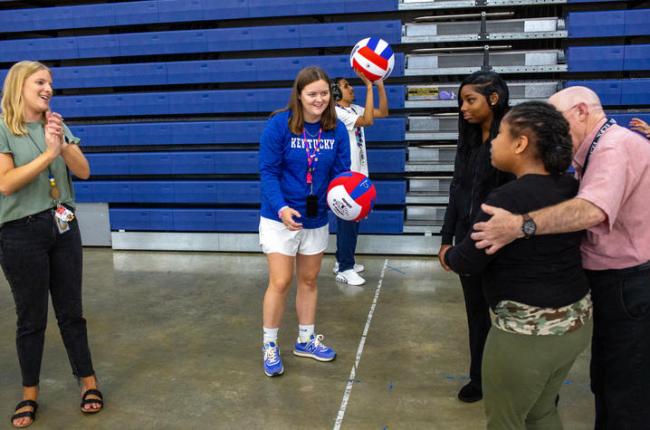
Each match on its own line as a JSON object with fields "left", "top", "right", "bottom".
{"left": 263, "top": 327, "right": 279, "bottom": 345}
{"left": 298, "top": 324, "right": 315, "bottom": 343}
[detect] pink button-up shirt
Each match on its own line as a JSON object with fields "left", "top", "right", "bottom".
{"left": 574, "top": 118, "right": 650, "bottom": 270}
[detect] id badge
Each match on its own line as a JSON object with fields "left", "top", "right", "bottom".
{"left": 306, "top": 195, "right": 318, "bottom": 218}
{"left": 54, "top": 204, "right": 74, "bottom": 234}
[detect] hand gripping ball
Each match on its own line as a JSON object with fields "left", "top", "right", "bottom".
{"left": 349, "top": 37, "right": 395, "bottom": 82}
{"left": 327, "top": 171, "right": 377, "bottom": 222}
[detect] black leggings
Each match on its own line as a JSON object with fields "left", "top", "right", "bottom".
{"left": 459, "top": 274, "right": 491, "bottom": 386}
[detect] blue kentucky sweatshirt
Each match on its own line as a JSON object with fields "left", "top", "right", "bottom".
{"left": 259, "top": 110, "right": 350, "bottom": 229}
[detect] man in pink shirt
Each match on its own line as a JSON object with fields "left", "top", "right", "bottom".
{"left": 469, "top": 86, "right": 650, "bottom": 429}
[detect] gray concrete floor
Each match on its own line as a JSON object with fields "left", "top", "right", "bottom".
{"left": 0, "top": 249, "right": 595, "bottom": 429}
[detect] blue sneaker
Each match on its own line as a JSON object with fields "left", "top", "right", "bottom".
{"left": 293, "top": 334, "right": 336, "bottom": 362}
{"left": 263, "top": 342, "right": 284, "bottom": 377}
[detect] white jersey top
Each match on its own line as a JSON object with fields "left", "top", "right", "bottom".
{"left": 335, "top": 104, "right": 369, "bottom": 177}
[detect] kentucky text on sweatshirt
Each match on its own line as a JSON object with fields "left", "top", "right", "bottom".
{"left": 259, "top": 110, "right": 350, "bottom": 229}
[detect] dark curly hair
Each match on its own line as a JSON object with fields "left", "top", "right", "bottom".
{"left": 504, "top": 101, "right": 573, "bottom": 175}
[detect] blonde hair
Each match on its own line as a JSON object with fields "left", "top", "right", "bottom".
{"left": 1, "top": 60, "right": 51, "bottom": 136}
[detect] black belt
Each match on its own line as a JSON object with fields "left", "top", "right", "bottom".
{"left": 587, "top": 260, "right": 650, "bottom": 277}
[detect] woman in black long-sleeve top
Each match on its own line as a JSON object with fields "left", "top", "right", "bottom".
{"left": 438, "top": 71, "right": 512, "bottom": 402}
{"left": 441, "top": 101, "right": 592, "bottom": 429}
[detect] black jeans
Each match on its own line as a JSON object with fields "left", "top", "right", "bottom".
{"left": 587, "top": 264, "right": 650, "bottom": 430}
{"left": 0, "top": 209, "right": 95, "bottom": 387}
{"left": 459, "top": 274, "right": 491, "bottom": 387}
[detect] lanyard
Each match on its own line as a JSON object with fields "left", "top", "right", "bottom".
{"left": 303, "top": 128, "right": 322, "bottom": 193}
{"left": 25, "top": 128, "right": 62, "bottom": 203}
{"left": 581, "top": 118, "right": 616, "bottom": 176}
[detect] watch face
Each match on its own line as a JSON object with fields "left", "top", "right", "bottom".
{"left": 523, "top": 220, "right": 536, "bottom": 236}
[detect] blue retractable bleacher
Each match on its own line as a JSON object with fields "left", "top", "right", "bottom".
{"left": 109, "top": 208, "right": 403, "bottom": 234}
{"left": 1, "top": 2, "right": 411, "bottom": 238}
{"left": 568, "top": 44, "right": 650, "bottom": 72}
{"left": 568, "top": 46, "right": 624, "bottom": 72}
{"left": 52, "top": 86, "right": 406, "bottom": 118}
{"left": 624, "top": 45, "right": 650, "bottom": 71}
{"left": 0, "top": 54, "right": 405, "bottom": 89}
{"left": 0, "top": 20, "right": 401, "bottom": 62}
{"left": 568, "top": 10, "right": 625, "bottom": 38}
{"left": 71, "top": 118, "right": 405, "bottom": 147}
{"left": 84, "top": 149, "right": 406, "bottom": 176}
{"left": 565, "top": 80, "right": 650, "bottom": 106}
{"left": 75, "top": 180, "right": 406, "bottom": 205}
{"left": 565, "top": 80, "right": 621, "bottom": 105}
{"left": 568, "top": 9, "right": 650, "bottom": 38}
{"left": 0, "top": 1, "right": 398, "bottom": 33}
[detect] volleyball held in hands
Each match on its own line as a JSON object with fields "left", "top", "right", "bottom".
{"left": 327, "top": 172, "right": 377, "bottom": 222}
{"left": 349, "top": 37, "right": 395, "bottom": 82}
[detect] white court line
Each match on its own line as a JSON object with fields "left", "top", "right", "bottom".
{"left": 333, "top": 258, "right": 389, "bottom": 430}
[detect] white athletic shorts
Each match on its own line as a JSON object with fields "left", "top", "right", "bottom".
{"left": 259, "top": 217, "right": 329, "bottom": 256}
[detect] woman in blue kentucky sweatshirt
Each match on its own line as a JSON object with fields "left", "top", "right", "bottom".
{"left": 258, "top": 66, "right": 350, "bottom": 377}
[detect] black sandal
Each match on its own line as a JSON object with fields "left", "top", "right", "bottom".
{"left": 80, "top": 388, "right": 104, "bottom": 414}
{"left": 10, "top": 400, "right": 38, "bottom": 428}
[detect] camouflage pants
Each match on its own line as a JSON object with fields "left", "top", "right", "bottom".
{"left": 483, "top": 319, "right": 592, "bottom": 430}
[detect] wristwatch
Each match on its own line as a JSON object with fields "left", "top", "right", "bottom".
{"left": 521, "top": 213, "right": 536, "bottom": 239}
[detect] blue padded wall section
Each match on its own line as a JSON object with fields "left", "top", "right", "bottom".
{"left": 0, "top": 1, "right": 398, "bottom": 33}
{"left": 52, "top": 86, "right": 405, "bottom": 118}
{"left": 71, "top": 118, "right": 405, "bottom": 147}
{"left": 109, "top": 208, "right": 403, "bottom": 233}
{"left": 0, "top": 20, "right": 401, "bottom": 62}
{"left": 568, "top": 46, "right": 624, "bottom": 72}
{"left": 75, "top": 180, "right": 406, "bottom": 205}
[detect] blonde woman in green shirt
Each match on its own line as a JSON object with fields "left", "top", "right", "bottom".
{"left": 1, "top": 61, "right": 103, "bottom": 428}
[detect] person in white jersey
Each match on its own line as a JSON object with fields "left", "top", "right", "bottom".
{"left": 331, "top": 71, "right": 389, "bottom": 285}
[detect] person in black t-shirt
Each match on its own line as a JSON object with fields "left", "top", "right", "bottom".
{"left": 441, "top": 101, "right": 592, "bottom": 430}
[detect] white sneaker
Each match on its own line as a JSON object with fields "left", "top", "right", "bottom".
{"left": 336, "top": 269, "right": 366, "bottom": 286}
{"left": 333, "top": 262, "right": 365, "bottom": 274}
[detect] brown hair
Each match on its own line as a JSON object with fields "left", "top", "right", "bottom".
{"left": 273, "top": 66, "right": 337, "bottom": 134}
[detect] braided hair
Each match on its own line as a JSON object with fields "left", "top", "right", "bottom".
{"left": 505, "top": 101, "right": 573, "bottom": 176}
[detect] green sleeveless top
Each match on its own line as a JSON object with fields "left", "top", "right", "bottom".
{"left": 0, "top": 120, "right": 80, "bottom": 225}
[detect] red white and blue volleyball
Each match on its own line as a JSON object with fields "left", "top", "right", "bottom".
{"left": 350, "top": 37, "right": 395, "bottom": 82}
{"left": 327, "top": 172, "right": 377, "bottom": 222}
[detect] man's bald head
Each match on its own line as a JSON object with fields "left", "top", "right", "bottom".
{"left": 548, "top": 86, "right": 607, "bottom": 150}
{"left": 548, "top": 86, "right": 604, "bottom": 114}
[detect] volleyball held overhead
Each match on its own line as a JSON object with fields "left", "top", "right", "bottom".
{"left": 327, "top": 171, "right": 377, "bottom": 222}
{"left": 349, "top": 37, "right": 395, "bottom": 82}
